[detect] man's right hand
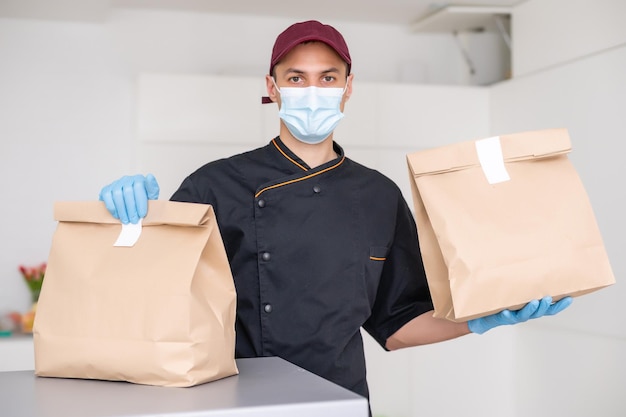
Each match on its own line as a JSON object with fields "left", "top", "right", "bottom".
{"left": 99, "top": 174, "right": 160, "bottom": 224}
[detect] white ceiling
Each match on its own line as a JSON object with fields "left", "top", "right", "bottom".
{"left": 0, "top": 0, "right": 525, "bottom": 26}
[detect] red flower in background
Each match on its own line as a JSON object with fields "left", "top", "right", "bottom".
{"left": 19, "top": 262, "right": 46, "bottom": 303}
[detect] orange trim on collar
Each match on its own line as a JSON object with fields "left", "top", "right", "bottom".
{"left": 272, "top": 139, "right": 308, "bottom": 172}
{"left": 255, "top": 156, "right": 346, "bottom": 198}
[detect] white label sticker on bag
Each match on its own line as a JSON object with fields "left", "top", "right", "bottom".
{"left": 475, "top": 136, "right": 511, "bottom": 184}
{"left": 114, "top": 218, "right": 143, "bottom": 247}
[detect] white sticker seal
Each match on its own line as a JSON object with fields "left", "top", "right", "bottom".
{"left": 475, "top": 136, "right": 511, "bottom": 184}
{"left": 114, "top": 218, "right": 143, "bottom": 247}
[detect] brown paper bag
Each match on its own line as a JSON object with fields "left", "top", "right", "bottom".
{"left": 33, "top": 200, "right": 238, "bottom": 386}
{"left": 407, "top": 128, "right": 615, "bottom": 322}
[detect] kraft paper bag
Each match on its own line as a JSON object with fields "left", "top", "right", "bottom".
{"left": 407, "top": 128, "right": 615, "bottom": 322}
{"left": 33, "top": 200, "right": 238, "bottom": 386}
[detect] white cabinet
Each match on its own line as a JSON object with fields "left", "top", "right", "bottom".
{"left": 0, "top": 335, "right": 34, "bottom": 372}
{"left": 134, "top": 73, "right": 491, "bottom": 215}
{"left": 137, "top": 74, "right": 267, "bottom": 144}
{"left": 136, "top": 73, "right": 272, "bottom": 198}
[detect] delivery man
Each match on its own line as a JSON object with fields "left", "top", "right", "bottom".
{"left": 99, "top": 20, "right": 572, "bottom": 402}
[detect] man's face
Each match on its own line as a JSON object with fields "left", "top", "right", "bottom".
{"left": 266, "top": 41, "right": 353, "bottom": 111}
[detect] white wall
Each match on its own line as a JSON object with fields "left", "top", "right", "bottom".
{"left": 512, "top": 0, "right": 626, "bottom": 77}
{"left": 0, "top": 18, "right": 134, "bottom": 312}
{"left": 108, "top": 9, "right": 470, "bottom": 84}
{"left": 492, "top": 0, "right": 626, "bottom": 415}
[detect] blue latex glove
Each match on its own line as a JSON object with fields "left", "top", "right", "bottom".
{"left": 99, "top": 174, "right": 160, "bottom": 224}
{"left": 468, "top": 296, "right": 573, "bottom": 335}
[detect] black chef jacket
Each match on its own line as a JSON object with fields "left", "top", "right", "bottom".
{"left": 170, "top": 137, "right": 433, "bottom": 399}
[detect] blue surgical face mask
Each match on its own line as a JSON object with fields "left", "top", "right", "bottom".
{"left": 274, "top": 80, "right": 346, "bottom": 145}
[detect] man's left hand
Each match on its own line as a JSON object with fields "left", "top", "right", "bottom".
{"left": 468, "top": 296, "right": 573, "bottom": 335}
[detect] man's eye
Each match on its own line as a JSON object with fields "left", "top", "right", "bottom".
{"left": 289, "top": 76, "right": 301, "bottom": 83}
{"left": 323, "top": 76, "right": 335, "bottom": 82}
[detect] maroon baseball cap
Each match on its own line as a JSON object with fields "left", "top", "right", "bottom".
{"left": 262, "top": 20, "right": 352, "bottom": 104}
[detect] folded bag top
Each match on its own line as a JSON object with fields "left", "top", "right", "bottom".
{"left": 53, "top": 199, "right": 214, "bottom": 226}
{"left": 408, "top": 128, "right": 571, "bottom": 177}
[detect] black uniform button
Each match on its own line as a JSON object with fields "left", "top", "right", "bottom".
{"left": 257, "top": 199, "right": 265, "bottom": 208}
{"left": 313, "top": 185, "right": 321, "bottom": 193}
{"left": 264, "top": 304, "right": 273, "bottom": 313}
{"left": 261, "top": 252, "right": 271, "bottom": 261}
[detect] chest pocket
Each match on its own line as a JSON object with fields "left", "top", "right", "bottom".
{"left": 364, "top": 246, "right": 389, "bottom": 303}
{"left": 369, "top": 246, "right": 388, "bottom": 262}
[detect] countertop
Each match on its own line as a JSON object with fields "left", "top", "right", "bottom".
{"left": 0, "top": 356, "right": 368, "bottom": 417}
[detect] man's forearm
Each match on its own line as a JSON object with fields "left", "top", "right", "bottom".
{"left": 386, "top": 310, "right": 470, "bottom": 351}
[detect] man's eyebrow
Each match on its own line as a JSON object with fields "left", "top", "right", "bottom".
{"left": 284, "top": 68, "right": 306, "bottom": 74}
{"left": 321, "top": 67, "right": 341, "bottom": 74}
{"left": 283, "top": 67, "right": 341, "bottom": 74}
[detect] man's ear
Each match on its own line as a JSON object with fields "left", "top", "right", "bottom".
{"left": 265, "top": 75, "right": 278, "bottom": 103}
{"left": 344, "top": 73, "right": 354, "bottom": 102}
